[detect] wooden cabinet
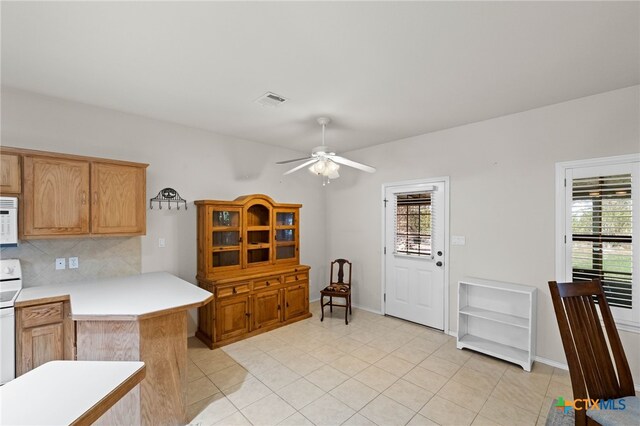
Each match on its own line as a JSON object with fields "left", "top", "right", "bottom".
{"left": 16, "top": 300, "right": 75, "bottom": 376}
{"left": 23, "top": 155, "right": 91, "bottom": 237}
{"left": 196, "top": 194, "right": 310, "bottom": 349}
{"left": 216, "top": 294, "right": 252, "bottom": 341}
{"left": 0, "top": 147, "right": 148, "bottom": 239}
{"left": 284, "top": 281, "right": 309, "bottom": 321}
{"left": 0, "top": 152, "right": 21, "bottom": 194}
{"left": 197, "top": 195, "right": 301, "bottom": 279}
{"left": 253, "top": 288, "right": 282, "bottom": 330}
{"left": 91, "top": 162, "right": 146, "bottom": 235}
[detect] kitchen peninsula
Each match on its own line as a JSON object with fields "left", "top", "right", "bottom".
{"left": 15, "top": 272, "right": 213, "bottom": 425}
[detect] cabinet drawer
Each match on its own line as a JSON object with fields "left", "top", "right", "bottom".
{"left": 21, "top": 302, "right": 64, "bottom": 328}
{"left": 217, "top": 283, "right": 250, "bottom": 299}
{"left": 253, "top": 276, "right": 281, "bottom": 291}
{"left": 284, "top": 273, "right": 308, "bottom": 284}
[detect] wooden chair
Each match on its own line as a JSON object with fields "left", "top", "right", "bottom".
{"left": 320, "top": 259, "right": 352, "bottom": 325}
{"left": 548, "top": 279, "right": 638, "bottom": 425}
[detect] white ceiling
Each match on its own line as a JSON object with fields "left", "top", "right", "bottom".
{"left": 2, "top": 2, "right": 638, "bottom": 153}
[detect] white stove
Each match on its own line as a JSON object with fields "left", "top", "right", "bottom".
{"left": 0, "top": 258, "right": 22, "bottom": 384}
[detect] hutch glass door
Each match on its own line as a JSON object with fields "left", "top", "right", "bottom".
{"left": 274, "top": 209, "right": 298, "bottom": 263}
{"left": 210, "top": 207, "right": 241, "bottom": 271}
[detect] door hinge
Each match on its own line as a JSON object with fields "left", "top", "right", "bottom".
{"left": 564, "top": 178, "right": 567, "bottom": 187}
{"left": 383, "top": 198, "right": 388, "bottom": 207}
{"left": 383, "top": 293, "right": 386, "bottom": 302}
{"left": 384, "top": 247, "right": 386, "bottom": 254}
{"left": 564, "top": 235, "right": 567, "bottom": 244}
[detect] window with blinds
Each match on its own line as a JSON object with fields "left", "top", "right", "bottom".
{"left": 571, "top": 173, "right": 633, "bottom": 309}
{"left": 394, "top": 192, "right": 433, "bottom": 256}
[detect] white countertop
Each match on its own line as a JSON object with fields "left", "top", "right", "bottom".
{"left": 16, "top": 272, "right": 213, "bottom": 320}
{"left": 0, "top": 361, "right": 145, "bottom": 426}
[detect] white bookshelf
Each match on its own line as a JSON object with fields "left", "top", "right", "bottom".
{"left": 457, "top": 277, "right": 537, "bottom": 371}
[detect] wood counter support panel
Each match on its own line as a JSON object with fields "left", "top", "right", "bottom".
{"left": 76, "top": 321, "right": 141, "bottom": 426}
{"left": 140, "top": 311, "right": 188, "bottom": 426}
{"left": 76, "top": 312, "right": 188, "bottom": 426}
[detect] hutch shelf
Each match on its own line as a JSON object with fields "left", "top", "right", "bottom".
{"left": 457, "top": 277, "right": 537, "bottom": 371}
{"left": 195, "top": 194, "right": 311, "bottom": 348}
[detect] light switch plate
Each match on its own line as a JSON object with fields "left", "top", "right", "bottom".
{"left": 69, "top": 257, "right": 79, "bottom": 269}
{"left": 158, "top": 238, "right": 166, "bottom": 248}
{"left": 55, "top": 258, "right": 66, "bottom": 270}
{"left": 451, "top": 236, "right": 466, "bottom": 246}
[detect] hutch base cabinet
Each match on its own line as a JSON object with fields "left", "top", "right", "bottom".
{"left": 457, "top": 277, "right": 537, "bottom": 371}
{"left": 195, "top": 194, "right": 311, "bottom": 348}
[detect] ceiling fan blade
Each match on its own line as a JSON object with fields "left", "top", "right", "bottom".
{"left": 283, "top": 159, "right": 318, "bottom": 175}
{"left": 331, "top": 155, "right": 376, "bottom": 173}
{"left": 276, "top": 156, "right": 313, "bottom": 165}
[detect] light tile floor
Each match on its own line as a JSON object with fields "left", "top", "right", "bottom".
{"left": 187, "top": 302, "right": 570, "bottom": 426}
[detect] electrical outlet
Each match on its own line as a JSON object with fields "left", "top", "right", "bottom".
{"left": 69, "top": 257, "right": 79, "bottom": 269}
{"left": 159, "top": 238, "right": 166, "bottom": 248}
{"left": 55, "top": 258, "right": 66, "bottom": 270}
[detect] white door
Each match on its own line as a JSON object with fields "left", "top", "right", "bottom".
{"left": 384, "top": 181, "right": 446, "bottom": 329}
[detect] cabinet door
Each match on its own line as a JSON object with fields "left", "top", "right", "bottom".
{"left": 19, "top": 323, "right": 64, "bottom": 375}
{"left": 23, "top": 155, "right": 90, "bottom": 236}
{"left": 273, "top": 208, "right": 299, "bottom": 265}
{"left": 0, "top": 153, "right": 21, "bottom": 194}
{"left": 91, "top": 162, "right": 146, "bottom": 235}
{"left": 253, "top": 288, "right": 282, "bottom": 329}
{"left": 216, "top": 295, "right": 251, "bottom": 341}
{"left": 209, "top": 207, "right": 242, "bottom": 274}
{"left": 244, "top": 201, "right": 272, "bottom": 268}
{"left": 284, "top": 282, "right": 308, "bottom": 320}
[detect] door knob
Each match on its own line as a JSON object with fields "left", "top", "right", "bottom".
{"left": 436, "top": 261, "right": 443, "bottom": 267}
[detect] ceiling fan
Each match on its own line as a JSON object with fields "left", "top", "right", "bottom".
{"left": 277, "top": 117, "right": 376, "bottom": 184}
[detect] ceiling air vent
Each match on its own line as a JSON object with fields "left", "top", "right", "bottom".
{"left": 255, "top": 92, "right": 288, "bottom": 107}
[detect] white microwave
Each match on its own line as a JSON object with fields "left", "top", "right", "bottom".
{"left": 0, "top": 197, "right": 18, "bottom": 247}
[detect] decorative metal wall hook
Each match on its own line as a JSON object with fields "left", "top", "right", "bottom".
{"left": 149, "top": 188, "right": 188, "bottom": 210}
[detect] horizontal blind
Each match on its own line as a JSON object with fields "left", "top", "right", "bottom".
{"left": 571, "top": 173, "right": 633, "bottom": 309}
{"left": 394, "top": 192, "right": 432, "bottom": 256}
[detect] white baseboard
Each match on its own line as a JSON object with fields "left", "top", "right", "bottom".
{"left": 352, "top": 303, "right": 383, "bottom": 315}
{"left": 310, "top": 297, "right": 383, "bottom": 315}
{"left": 535, "top": 356, "right": 568, "bottom": 370}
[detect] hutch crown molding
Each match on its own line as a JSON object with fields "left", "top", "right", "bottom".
{"left": 195, "top": 194, "right": 311, "bottom": 348}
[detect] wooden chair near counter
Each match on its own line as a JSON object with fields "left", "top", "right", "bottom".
{"left": 547, "top": 279, "right": 638, "bottom": 426}
{"left": 320, "top": 259, "right": 352, "bottom": 325}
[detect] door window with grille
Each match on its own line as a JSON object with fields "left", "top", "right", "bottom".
{"left": 561, "top": 159, "right": 639, "bottom": 329}
{"left": 394, "top": 192, "right": 434, "bottom": 256}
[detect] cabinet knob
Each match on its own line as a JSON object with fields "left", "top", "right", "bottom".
{"left": 266, "top": 281, "right": 270, "bottom": 286}
{"left": 245, "top": 312, "right": 250, "bottom": 317}
{"left": 232, "top": 287, "right": 237, "bottom": 294}
{"left": 286, "top": 302, "right": 289, "bottom": 307}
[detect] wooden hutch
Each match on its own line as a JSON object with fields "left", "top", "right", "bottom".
{"left": 195, "top": 194, "right": 311, "bottom": 348}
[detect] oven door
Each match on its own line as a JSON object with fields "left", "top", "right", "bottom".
{"left": 0, "top": 306, "right": 15, "bottom": 384}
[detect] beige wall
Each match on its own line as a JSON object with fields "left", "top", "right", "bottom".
{"left": 1, "top": 88, "right": 327, "bottom": 334}
{"left": 324, "top": 86, "right": 640, "bottom": 381}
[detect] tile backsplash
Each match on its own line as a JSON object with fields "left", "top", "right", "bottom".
{"left": 0, "top": 237, "right": 141, "bottom": 287}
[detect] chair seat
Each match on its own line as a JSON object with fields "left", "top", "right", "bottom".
{"left": 586, "top": 396, "right": 639, "bottom": 426}
{"left": 322, "top": 284, "right": 350, "bottom": 293}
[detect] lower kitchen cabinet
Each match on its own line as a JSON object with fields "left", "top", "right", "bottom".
{"left": 15, "top": 300, "right": 74, "bottom": 376}
{"left": 197, "top": 265, "right": 311, "bottom": 348}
